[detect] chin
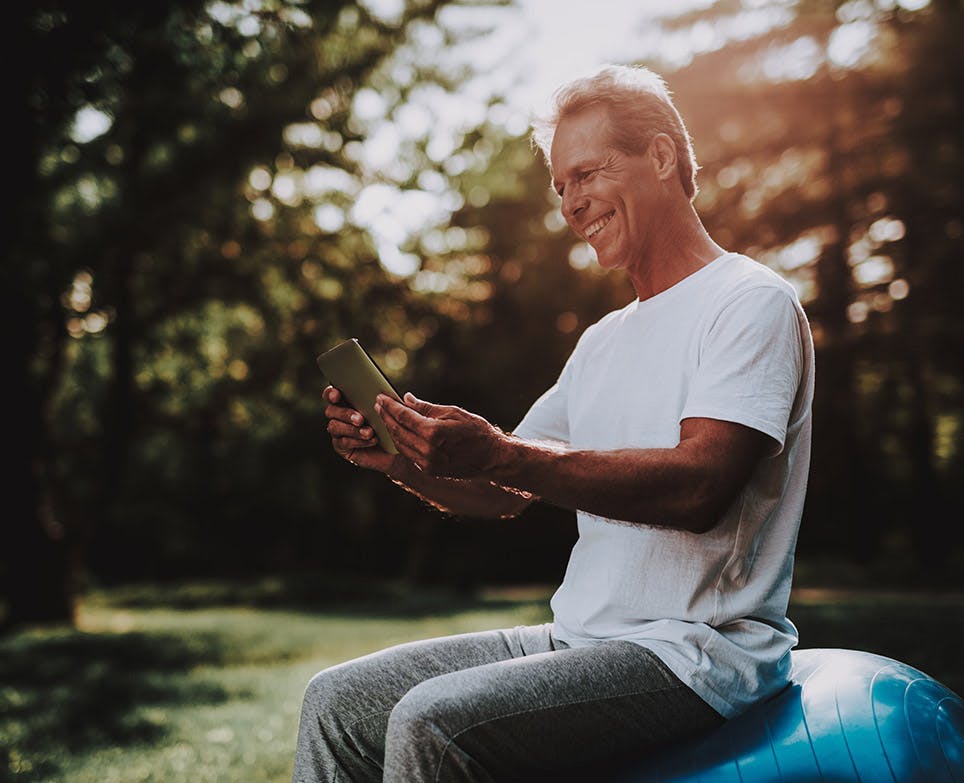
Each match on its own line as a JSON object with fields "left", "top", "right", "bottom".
{"left": 594, "top": 251, "right": 624, "bottom": 273}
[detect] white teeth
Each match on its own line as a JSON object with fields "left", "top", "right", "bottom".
{"left": 586, "top": 212, "right": 614, "bottom": 238}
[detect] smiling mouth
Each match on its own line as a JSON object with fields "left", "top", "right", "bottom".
{"left": 585, "top": 211, "right": 615, "bottom": 239}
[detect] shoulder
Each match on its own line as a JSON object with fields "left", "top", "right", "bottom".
{"left": 709, "top": 254, "right": 804, "bottom": 316}
{"left": 719, "top": 253, "right": 798, "bottom": 302}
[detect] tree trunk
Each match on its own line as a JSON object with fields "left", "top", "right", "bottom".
{"left": 3, "top": 289, "right": 75, "bottom": 630}
{"left": 3, "top": 14, "right": 76, "bottom": 629}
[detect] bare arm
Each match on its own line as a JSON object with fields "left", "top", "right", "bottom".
{"left": 376, "top": 393, "right": 772, "bottom": 533}
{"left": 491, "top": 418, "right": 771, "bottom": 532}
{"left": 323, "top": 386, "right": 532, "bottom": 519}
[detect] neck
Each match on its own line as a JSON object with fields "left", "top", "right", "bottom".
{"left": 629, "top": 200, "right": 725, "bottom": 301}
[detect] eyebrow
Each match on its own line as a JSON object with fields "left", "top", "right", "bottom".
{"left": 551, "top": 152, "right": 613, "bottom": 195}
{"left": 552, "top": 159, "right": 593, "bottom": 194}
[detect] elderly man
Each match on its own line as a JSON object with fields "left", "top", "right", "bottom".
{"left": 293, "top": 64, "right": 814, "bottom": 782}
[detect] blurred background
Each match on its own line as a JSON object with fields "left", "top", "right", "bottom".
{"left": 4, "top": 0, "right": 963, "bottom": 780}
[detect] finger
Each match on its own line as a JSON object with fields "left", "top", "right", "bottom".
{"left": 392, "top": 434, "right": 430, "bottom": 471}
{"left": 376, "top": 394, "right": 431, "bottom": 432}
{"left": 323, "top": 385, "right": 368, "bottom": 426}
{"left": 375, "top": 406, "right": 425, "bottom": 464}
{"left": 325, "top": 401, "right": 367, "bottom": 427}
{"left": 327, "top": 419, "right": 375, "bottom": 441}
{"left": 375, "top": 399, "right": 432, "bottom": 466}
{"left": 333, "top": 435, "right": 379, "bottom": 453}
{"left": 403, "top": 392, "right": 464, "bottom": 421}
{"left": 402, "top": 392, "right": 448, "bottom": 417}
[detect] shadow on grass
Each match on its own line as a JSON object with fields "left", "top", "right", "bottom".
{"left": 90, "top": 571, "right": 554, "bottom": 620}
{"left": 89, "top": 574, "right": 964, "bottom": 698}
{"left": 1, "top": 628, "right": 231, "bottom": 781}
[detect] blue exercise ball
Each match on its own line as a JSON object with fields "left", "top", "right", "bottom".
{"left": 611, "top": 648, "right": 964, "bottom": 782}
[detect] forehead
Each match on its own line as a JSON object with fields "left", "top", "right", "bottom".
{"left": 549, "top": 107, "right": 615, "bottom": 182}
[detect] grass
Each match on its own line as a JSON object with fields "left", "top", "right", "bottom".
{"left": 1, "top": 575, "right": 962, "bottom": 783}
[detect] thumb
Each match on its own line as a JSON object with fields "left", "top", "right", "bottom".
{"left": 404, "top": 392, "right": 446, "bottom": 417}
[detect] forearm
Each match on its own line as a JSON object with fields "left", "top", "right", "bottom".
{"left": 388, "top": 458, "right": 533, "bottom": 519}
{"left": 373, "top": 394, "right": 767, "bottom": 531}
{"left": 490, "top": 436, "right": 724, "bottom": 532}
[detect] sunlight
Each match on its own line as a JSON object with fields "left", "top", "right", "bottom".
{"left": 353, "top": 88, "right": 388, "bottom": 123}
{"left": 847, "top": 300, "right": 870, "bottom": 323}
{"left": 70, "top": 106, "right": 112, "bottom": 144}
{"left": 313, "top": 204, "right": 345, "bottom": 234}
{"left": 761, "top": 37, "right": 822, "bottom": 81}
{"left": 303, "top": 165, "right": 358, "bottom": 198}
{"left": 358, "top": 0, "right": 405, "bottom": 25}
{"left": 252, "top": 0, "right": 935, "bottom": 296}
{"left": 248, "top": 167, "right": 272, "bottom": 191}
{"left": 852, "top": 255, "right": 895, "bottom": 287}
{"left": 828, "top": 20, "right": 876, "bottom": 68}
{"left": 568, "top": 243, "right": 596, "bottom": 271}
{"left": 83, "top": 312, "right": 109, "bottom": 335}
{"left": 283, "top": 123, "right": 325, "bottom": 149}
{"left": 65, "top": 270, "right": 93, "bottom": 313}
{"left": 378, "top": 244, "right": 420, "bottom": 278}
{"left": 505, "top": 0, "right": 719, "bottom": 110}
{"left": 301, "top": 0, "right": 806, "bottom": 277}
{"left": 271, "top": 172, "right": 300, "bottom": 206}
{"left": 778, "top": 234, "right": 823, "bottom": 271}
{"left": 251, "top": 198, "right": 274, "bottom": 222}
{"left": 888, "top": 278, "right": 910, "bottom": 300}
{"left": 218, "top": 87, "right": 244, "bottom": 109}
{"left": 653, "top": 6, "right": 795, "bottom": 68}
{"left": 868, "top": 216, "right": 906, "bottom": 243}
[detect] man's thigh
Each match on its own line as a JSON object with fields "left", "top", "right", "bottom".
{"left": 304, "top": 624, "right": 559, "bottom": 762}
{"left": 386, "top": 640, "right": 724, "bottom": 781}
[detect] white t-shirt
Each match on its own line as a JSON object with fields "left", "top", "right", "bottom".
{"left": 512, "top": 252, "right": 814, "bottom": 718}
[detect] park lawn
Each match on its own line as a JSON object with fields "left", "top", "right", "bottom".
{"left": 1, "top": 580, "right": 555, "bottom": 783}
{"left": 1, "top": 578, "right": 962, "bottom": 783}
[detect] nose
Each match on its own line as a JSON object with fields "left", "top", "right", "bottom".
{"left": 562, "top": 189, "right": 589, "bottom": 223}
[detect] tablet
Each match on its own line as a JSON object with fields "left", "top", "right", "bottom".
{"left": 316, "top": 338, "right": 402, "bottom": 454}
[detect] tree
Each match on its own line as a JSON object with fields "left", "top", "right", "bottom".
{"left": 652, "top": 0, "right": 963, "bottom": 572}
{"left": 5, "top": 0, "right": 483, "bottom": 628}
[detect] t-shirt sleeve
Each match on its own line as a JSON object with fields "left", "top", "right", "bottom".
{"left": 680, "top": 286, "right": 804, "bottom": 456}
{"left": 511, "top": 347, "right": 577, "bottom": 444}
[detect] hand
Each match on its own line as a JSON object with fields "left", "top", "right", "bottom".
{"left": 323, "top": 386, "right": 396, "bottom": 473}
{"left": 375, "top": 392, "right": 506, "bottom": 479}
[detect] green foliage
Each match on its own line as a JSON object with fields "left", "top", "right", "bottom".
{"left": 642, "top": 0, "right": 964, "bottom": 569}
{"left": 9, "top": 0, "right": 513, "bottom": 617}
{"left": 7, "top": 0, "right": 963, "bottom": 629}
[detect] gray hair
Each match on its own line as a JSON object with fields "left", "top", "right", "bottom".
{"left": 530, "top": 64, "right": 699, "bottom": 200}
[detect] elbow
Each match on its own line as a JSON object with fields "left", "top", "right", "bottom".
{"left": 466, "top": 484, "right": 533, "bottom": 520}
{"left": 670, "top": 482, "right": 736, "bottom": 534}
{"left": 496, "top": 490, "right": 535, "bottom": 520}
{"left": 677, "top": 507, "right": 722, "bottom": 534}
{"left": 623, "top": 498, "right": 720, "bottom": 534}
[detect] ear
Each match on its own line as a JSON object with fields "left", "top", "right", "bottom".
{"left": 649, "top": 133, "right": 678, "bottom": 182}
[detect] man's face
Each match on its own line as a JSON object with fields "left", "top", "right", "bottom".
{"left": 549, "top": 107, "right": 664, "bottom": 276}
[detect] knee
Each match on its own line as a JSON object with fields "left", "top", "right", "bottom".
{"left": 301, "top": 662, "right": 362, "bottom": 725}
{"left": 387, "top": 677, "right": 462, "bottom": 739}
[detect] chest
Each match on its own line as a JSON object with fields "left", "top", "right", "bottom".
{"left": 567, "top": 313, "right": 706, "bottom": 450}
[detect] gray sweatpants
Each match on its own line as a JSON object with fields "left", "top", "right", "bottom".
{"left": 291, "top": 623, "right": 723, "bottom": 782}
